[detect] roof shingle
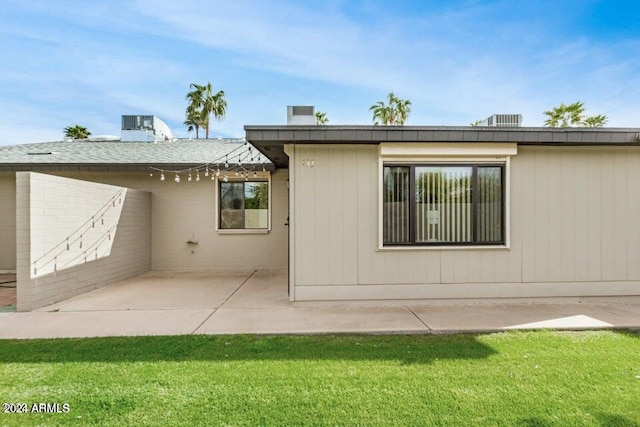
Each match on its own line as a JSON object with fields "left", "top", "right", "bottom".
{"left": 0, "top": 138, "right": 272, "bottom": 170}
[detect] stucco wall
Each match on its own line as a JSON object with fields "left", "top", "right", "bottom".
{"left": 2, "top": 169, "right": 288, "bottom": 272}
{"left": 1, "top": 169, "right": 288, "bottom": 277}
{"left": 0, "top": 172, "right": 16, "bottom": 269}
{"left": 289, "top": 144, "right": 640, "bottom": 301}
{"left": 51, "top": 169, "right": 289, "bottom": 271}
{"left": 16, "top": 172, "right": 151, "bottom": 311}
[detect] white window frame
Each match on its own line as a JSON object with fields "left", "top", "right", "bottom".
{"left": 215, "top": 171, "right": 272, "bottom": 234}
{"left": 377, "top": 143, "right": 516, "bottom": 250}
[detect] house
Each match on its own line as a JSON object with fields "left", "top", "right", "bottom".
{"left": 245, "top": 116, "right": 640, "bottom": 303}
{"left": 0, "top": 129, "right": 288, "bottom": 311}
{"left": 2, "top": 110, "right": 639, "bottom": 311}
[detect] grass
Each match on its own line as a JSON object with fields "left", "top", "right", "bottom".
{"left": 0, "top": 330, "right": 638, "bottom": 426}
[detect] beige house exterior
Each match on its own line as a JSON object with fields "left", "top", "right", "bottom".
{"left": 0, "top": 139, "right": 288, "bottom": 311}
{"left": 246, "top": 125, "right": 640, "bottom": 303}
{"left": 3, "top": 125, "right": 640, "bottom": 310}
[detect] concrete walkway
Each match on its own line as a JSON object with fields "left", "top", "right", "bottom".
{"left": 0, "top": 269, "right": 639, "bottom": 339}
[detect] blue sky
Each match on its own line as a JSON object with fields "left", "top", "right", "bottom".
{"left": 1, "top": 0, "right": 639, "bottom": 145}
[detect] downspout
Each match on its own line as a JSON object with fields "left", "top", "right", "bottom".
{"left": 283, "top": 144, "right": 295, "bottom": 302}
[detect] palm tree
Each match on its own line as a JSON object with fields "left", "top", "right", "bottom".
{"left": 184, "top": 102, "right": 201, "bottom": 139}
{"left": 200, "top": 82, "right": 226, "bottom": 139}
{"left": 543, "top": 101, "right": 608, "bottom": 127}
{"left": 393, "top": 94, "right": 412, "bottom": 125}
{"left": 369, "top": 92, "right": 411, "bottom": 125}
{"left": 183, "top": 119, "right": 195, "bottom": 138}
{"left": 470, "top": 120, "right": 482, "bottom": 126}
{"left": 185, "top": 84, "right": 205, "bottom": 139}
{"left": 64, "top": 125, "right": 91, "bottom": 139}
{"left": 315, "top": 111, "right": 329, "bottom": 125}
{"left": 543, "top": 102, "right": 585, "bottom": 127}
{"left": 370, "top": 100, "right": 391, "bottom": 125}
{"left": 582, "top": 114, "right": 608, "bottom": 127}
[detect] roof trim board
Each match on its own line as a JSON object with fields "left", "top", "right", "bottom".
{"left": 245, "top": 125, "right": 640, "bottom": 168}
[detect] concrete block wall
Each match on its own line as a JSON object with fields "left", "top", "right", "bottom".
{"left": 50, "top": 169, "right": 289, "bottom": 271}
{"left": 16, "top": 172, "right": 151, "bottom": 311}
{"left": 1, "top": 168, "right": 288, "bottom": 279}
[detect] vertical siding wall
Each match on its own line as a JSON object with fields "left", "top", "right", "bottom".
{"left": 0, "top": 172, "right": 16, "bottom": 269}
{"left": 290, "top": 144, "right": 640, "bottom": 301}
{"left": 16, "top": 172, "right": 151, "bottom": 311}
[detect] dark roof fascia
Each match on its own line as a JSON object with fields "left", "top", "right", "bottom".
{"left": 244, "top": 125, "right": 640, "bottom": 145}
{"left": 244, "top": 125, "right": 640, "bottom": 168}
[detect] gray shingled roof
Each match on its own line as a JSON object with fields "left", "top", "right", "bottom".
{"left": 0, "top": 138, "right": 273, "bottom": 171}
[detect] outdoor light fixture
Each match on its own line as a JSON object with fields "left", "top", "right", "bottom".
{"left": 148, "top": 144, "right": 270, "bottom": 185}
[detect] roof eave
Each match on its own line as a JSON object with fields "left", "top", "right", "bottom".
{"left": 244, "top": 125, "right": 640, "bottom": 168}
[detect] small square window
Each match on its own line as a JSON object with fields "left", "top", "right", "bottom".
{"left": 219, "top": 181, "right": 269, "bottom": 229}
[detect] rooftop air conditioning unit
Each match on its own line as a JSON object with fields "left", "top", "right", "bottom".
{"left": 121, "top": 115, "right": 173, "bottom": 142}
{"left": 480, "top": 114, "right": 522, "bottom": 127}
{"left": 287, "top": 106, "right": 316, "bottom": 125}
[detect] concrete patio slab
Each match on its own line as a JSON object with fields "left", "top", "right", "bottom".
{"left": 591, "top": 303, "right": 640, "bottom": 325}
{"left": 504, "top": 314, "right": 613, "bottom": 329}
{"left": 223, "top": 269, "right": 289, "bottom": 309}
{"left": 38, "top": 270, "right": 253, "bottom": 312}
{"left": 0, "top": 309, "right": 214, "bottom": 339}
{"left": 196, "top": 306, "right": 429, "bottom": 335}
{"left": 410, "top": 303, "right": 640, "bottom": 333}
{"left": 0, "top": 269, "right": 638, "bottom": 339}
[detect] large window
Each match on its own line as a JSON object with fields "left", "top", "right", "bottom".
{"left": 383, "top": 164, "right": 504, "bottom": 246}
{"left": 219, "top": 181, "right": 269, "bottom": 229}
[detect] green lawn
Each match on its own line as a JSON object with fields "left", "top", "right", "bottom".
{"left": 0, "top": 331, "right": 638, "bottom": 426}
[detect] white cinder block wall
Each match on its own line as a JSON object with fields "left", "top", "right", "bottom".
{"left": 16, "top": 172, "right": 151, "bottom": 311}
{"left": 50, "top": 169, "right": 289, "bottom": 271}
{"left": 1, "top": 169, "right": 288, "bottom": 275}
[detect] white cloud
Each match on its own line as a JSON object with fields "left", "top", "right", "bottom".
{"left": 131, "top": 0, "right": 640, "bottom": 126}
{"left": 1, "top": 0, "right": 638, "bottom": 146}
